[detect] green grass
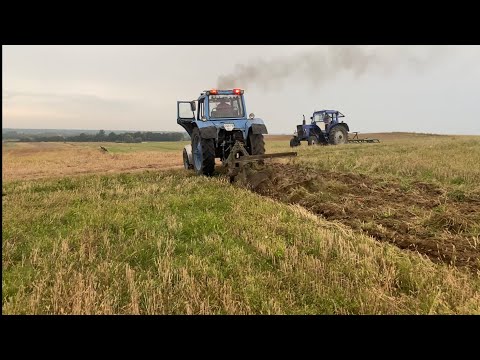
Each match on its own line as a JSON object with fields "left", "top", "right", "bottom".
{"left": 3, "top": 170, "right": 479, "bottom": 314}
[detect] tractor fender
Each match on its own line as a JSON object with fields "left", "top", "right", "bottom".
{"left": 195, "top": 121, "right": 218, "bottom": 139}
{"left": 193, "top": 123, "right": 218, "bottom": 139}
{"left": 250, "top": 123, "right": 268, "bottom": 135}
{"left": 199, "top": 126, "right": 217, "bottom": 139}
{"left": 330, "top": 123, "right": 349, "bottom": 133}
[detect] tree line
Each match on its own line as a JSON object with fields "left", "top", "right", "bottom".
{"left": 3, "top": 130, "right": 186, "bottom": 143}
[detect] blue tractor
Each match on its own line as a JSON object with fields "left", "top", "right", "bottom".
{"left": 290, "top": 110, "right": 350, "bottom": 147}
{"left": 178, "top": 88, "right": 296, "bottom": 179}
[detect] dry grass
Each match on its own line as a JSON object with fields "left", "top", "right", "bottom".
{"left": 3, "top": 171, "right": 479, "bottom": 314}
{"left": 2, "top": 135, "right": 480, "bottom": 314}
{"left": 268, "top": 135, "right": 480, "bottom": 194}
{"left": 2, "top": 142, "right": 183, "bottom": 182}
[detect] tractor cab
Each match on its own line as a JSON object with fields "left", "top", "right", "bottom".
{"left": 208, "top": 92, "right": 245, "bottom": 119}
{"left": 311, "top": 110, "right": 345, "bottom": 131}
{"left": 177, "top": 88, "right": 251, "bottom": 139}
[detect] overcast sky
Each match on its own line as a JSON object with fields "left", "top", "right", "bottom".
{"left": 3, "top": 45, "right": 480, "bottom": 135}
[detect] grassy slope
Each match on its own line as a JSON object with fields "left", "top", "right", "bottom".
{"left": 268, "top": 136, "right": 480, "bottom": 193}
{"left": 3, "top": 170, "right": 479, "bottom": 314}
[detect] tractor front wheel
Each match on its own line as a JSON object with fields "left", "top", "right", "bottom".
{"left": 290, "top": 137, "right": 300, "bottom": 147}
{"left": 183, "top": 147, "right": 193, "bottom": 170}
{"left": 192, "top": 128, "right": 215, "bottom": 176}
{"left": 308, "top": 136, "right": 318, "bottom": 146}
{"left": 329, "top": 126, "right": 348, "bottom": 145}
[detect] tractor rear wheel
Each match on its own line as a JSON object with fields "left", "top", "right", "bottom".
{"left": 329, "top": 126, "right": 348, "bottom": 145}
{"left": 248, "top": 132, "right": 265, "bottom": 155}
{"left": 192, "top": 128, "right": 215, "bottom": 176}
{"left": 308, "top": 136, "right": 318, "bottom": 146}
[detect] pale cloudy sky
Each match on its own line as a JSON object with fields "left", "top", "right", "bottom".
{"left": 3, "top": 45, "right": 480, "bottom": 134}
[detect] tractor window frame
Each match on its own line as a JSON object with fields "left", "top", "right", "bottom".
{"left": 177, "top": 101, "right": 196, "bottom": 120}
{"left": 197, "top": 99, "right": 205, "bottom": 120}
{"left": 208, "top": 95, "right": 244, "bottom": 119}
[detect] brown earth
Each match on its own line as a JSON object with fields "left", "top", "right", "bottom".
{"left": 264, "top": 135, "right": 295, "bottom": 141}
{"left": 238, "top": 163, "right": 480, "bottom": 271}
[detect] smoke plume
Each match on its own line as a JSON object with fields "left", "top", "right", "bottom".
{"left": 217, "top": 45, "right": 451, "bottom": 90}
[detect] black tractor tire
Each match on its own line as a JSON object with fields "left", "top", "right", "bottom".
{"left": 308, "top": 136, "right": 318, "bottom": 146}
{"left": 329, "top": 126, "right": 348, "bottom": 145}
{"left": 183, "top": 148, "right": 193, "bottom": 170}
{"left": 191, "top": 128, "right": 215, "bottom": 176}
{"left": 248, "top": 132, "right": 265, "bottom": 155}
{"left": 290, "top": 137, "right": 300, "bottom": 147}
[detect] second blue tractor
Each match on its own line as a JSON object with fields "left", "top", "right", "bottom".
{"left": 290, "top": 110, "right": 350, "bottom": 147}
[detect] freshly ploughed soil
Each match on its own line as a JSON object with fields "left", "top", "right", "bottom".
{"left": 238, "top": 163, "right": 480, "bottom": 271}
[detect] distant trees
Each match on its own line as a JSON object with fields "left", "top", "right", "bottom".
{"left": 2, "top": 131, "right": 19, "bottom": 139}
{"left": 107, "top": 132, "right": 117, "bottom": 141}
{"left": 95, "top": 130, "right": 106, "bottom": 141}
{"left": 77, "top": 133, "right": 89, "bottom": 142}
{"left": 10, "top": 130, "right": 186, "bottom": 143}
{"left": 18, "top": 135, "right": 65, "bottom": 142}
{"left": 123, "top": 134, "right": 134, "bottom": 143}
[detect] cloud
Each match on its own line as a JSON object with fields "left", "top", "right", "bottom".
{"left": 2, "top": 90, "right": 143, "bottom": 129}
{"left": 5, "top": 90, "right": 133, "bottom": 109}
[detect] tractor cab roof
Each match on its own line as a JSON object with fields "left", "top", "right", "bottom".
{"left": 313, "top": 110, "right": 345, "bottom": 117}
{"left": 198, "top": 88, "right": 244, "bottom": 100}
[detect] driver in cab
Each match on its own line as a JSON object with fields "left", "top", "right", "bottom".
{"left": 214, "top": 98, "right": 235, "bottom": 118}
{"left": 323, "top": 113, "right": 332, "bottom": 130}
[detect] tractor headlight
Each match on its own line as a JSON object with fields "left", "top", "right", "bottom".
{"left": 249, "top": 113, "right": 255, "bottom": 119}
{"left": 224, "top": 124, "right": 234, "bottom": 131}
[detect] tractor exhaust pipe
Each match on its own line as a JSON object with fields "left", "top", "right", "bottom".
{"left": 302, "top": 115, "right": 306, "bottom": 125}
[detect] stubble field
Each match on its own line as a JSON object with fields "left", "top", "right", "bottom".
{"left": 2, "top": 133, "right": 480, "bottom": 314}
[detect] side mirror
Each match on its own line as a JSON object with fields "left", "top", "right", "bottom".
{"left": 190, "top": 101, "right": 196, "bottom": 112}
